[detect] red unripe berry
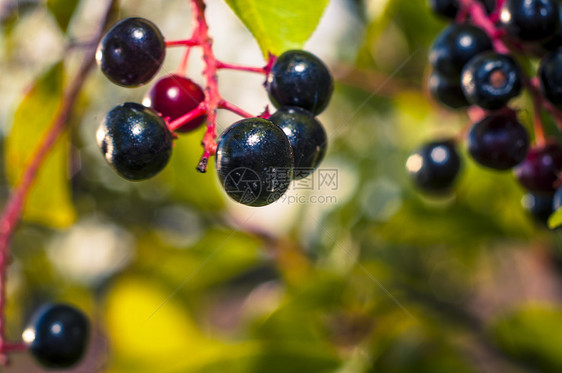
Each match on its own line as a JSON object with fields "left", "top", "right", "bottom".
{"left": 144, "top": 75, "right": 206, "bottom": 132}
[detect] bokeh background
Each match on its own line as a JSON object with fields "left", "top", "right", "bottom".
{"left": 1, "top": 0, "right": 562, "bottom": 372}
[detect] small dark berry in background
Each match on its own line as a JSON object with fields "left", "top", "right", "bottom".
{"left": 406, "top": 139, "right": 462, "bottom": 194}
{"left": 500, "top": 0, "right": 560, "bottom": 42}
{"left": 540, "top": 47, "right": 562, "bottom": 109}
{"left": 461, "top": 52, "right": 522, "bottom": 110}
{"left": 467, "top": 113, "right": 529, "bottom": 170}
{"left": 514, "top": 142, "right": 562, "bottom": 195}
{"left": 429, "top": 24, "right": 493, "bottom": 79}
{"left": 23, "top": 303, "right": 89, "bottom": 369}
{"left": 521, "top": 193, "right": 554, "bottom": 225}
{"left": 96, "top": 17, "right": 166, "bottom": 87}
{"left": 428, "top": 71, "right": 470, "bottom": 109}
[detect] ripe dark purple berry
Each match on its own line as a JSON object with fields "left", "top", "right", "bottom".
{"left": 216, "top": 118, "right": 293, "bottom": 206}
{"left": 521, "top": 193, "right": 554, "bottom": 225}
{"left": 467, "top": 113, "right": 529, "bottom": 170}
{"left": 23, "top": 303, "right": 89, "bottom": 369}
{"left": 96, "top": 17, "right": 166, "bottom": 87}
{"left": 428, "top": 0, "right": 495, "bottom": 19}
{"left": 539, "top": 47, "right": 562, "bottom": 108}
{"left": 428, "top": 71, "right": 470, "bottom": 109}
{"left": 429, "top": 24, "right": 493, "bottom": 79}
{"left": 144, "top": 74, "right": 206, "bottom": 132}
{"left": 461, "top": 52, "right": 522, "bottom": 110}
{"left": 406, "top": 139, "right": 462, "bottom": 194}
{"left": 514, "top": 142, "right": 562, "bottom": 195}
{"left": 269, "top": 106, "right": 327, "bottom": 179}
{"left": 266, "top": 50, "right": 333, "bottom": 115}
{"left": 97, "top": 102, "right": 173, "bottom": 181}
{"left": 500, "top": 0, "right": 560, "bottom": 42}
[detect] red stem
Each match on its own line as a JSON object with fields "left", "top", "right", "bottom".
{"left": 191, "top": 0, "right": 222, "bottom": 173}
{"left": 215, "top": 60, "right": 267, "bottom": 74}
{"left": 165, "top": 38, "right": 199, "bottom": 47}
{"left": 168, "top": 104, "right": 207, "bottom": 131}
{"left": 0, "top": 0, "right": 117, "bottom": 364}
{"left": 177, "top": 46, "right": 193, "bottom": 76}
{"left": 218, "top": 100, "right": 254, "bottom": 118}
{"left": 2, "top": 342, "right": 27, "bottom": 353}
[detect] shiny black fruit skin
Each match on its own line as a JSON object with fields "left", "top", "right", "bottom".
{"left": 24, "top": 303, "right": 89, "bottom": 369}
{"left": 522, "top": 193, "right": 554, "bottom": 225}
{"left": 540, "top": 47, "right": 562, "bottom": 108}
{"left": 216, "top": 118, "right": 293, "bottom": 207}
{"left": 461, "top": 52, "right": 522, "bottom": 110}
{"left": 428, "top": 71, "right": 470, "bottom": 109}
{"left": 514, "top": 142, "right": 562, "bottom": 195}
{"left": 500, "top": 0, "right": 560, "bottom": 42}
{"left": 96, "top": 17, "right": 165, "bottom": 87}
{"left": 429, "top": 24, "right": 493, "bottom": 79}
{"left": 266, "top": 50, "right": 333, "bottom": 115}
{"left": 406, "top": 139, "right": 461, "bottom": 194}
{"left": 269, "top": 107, "right": 327, "bottom": 179}
{"left": 97, "top": 102, "right": 172, "bottom": 181}
{"left": 467, "top": 113, "right": 529, "bottom": 170}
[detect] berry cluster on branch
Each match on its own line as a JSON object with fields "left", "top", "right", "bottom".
{"left": 95, "top": 0, "right": 333, "bottom": 207}
{"left": 409, "top": 0, "right": 562, "bottom": 226}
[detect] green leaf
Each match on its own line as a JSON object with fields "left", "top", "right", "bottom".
{"left": 224, "top": 0, "right": 329, "bottom": 56}
{"left": 47, "top": 0, "right": 80, "bottom": 33}
{"left": 548, "top": 207, "right": 562, "bottom": 229}
{"left": 6, "top": 62, "right": 76, "bottom": 228}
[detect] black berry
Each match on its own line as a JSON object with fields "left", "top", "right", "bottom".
{"left": 429, "top": 24, "right": 493, "bottom": 79}
{"left": 269, "top": 107, "right": 327, "bottom": 179}
{"left": 23, "top": 303, "right": 89, "bottom": 369}
{"left": 144, "top": 74, "right": 206, "bottom": 132}
{"left": 522, "top": 193, "right": 554, "bottom": 225}
{"left": 266, "top": 50, "right": 333, "bottom": 115}
{"left": 428, "top": 71, "right": 470, "bottom": 109}
{"left": 406, "top": 139, "right": 462, "bottom": 194}
{"left": 97, "top": 102, "right": 173, "bottom": 181}
{"left": 539, "top": 47, "right": 562, "bottom": 108}
{"left": 514, "top": 142, "right": 562, "bottom": 195}
{"left": 216, "top": 118, "right": 293, "bottom": 206}
{"left": 467, "top": 113, "right": 529, "bottom": 170}
{"left": 96, "top": 17, "right": 166, "bottom": 87}
{"left": 500, "top": 0, "right": 560, "bottom": 42}
{"left": 461, "top": 52, "right": 522, "bottom": 110}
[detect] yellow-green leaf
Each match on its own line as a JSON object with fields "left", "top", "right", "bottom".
{"left": 6, "top": 62, "right": 76, "bottom": 228}
{"left": 548, "top": 207, "right": 562, "bottom": 229}
{"left": 224, "top": 0, "right": 329, "bottom": 56}
{"left": 47, "top": 0, "right": 80, "bottom": 33}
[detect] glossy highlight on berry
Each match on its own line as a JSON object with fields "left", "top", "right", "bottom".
{"left": 406, "top": 139, "right": 461, "bottom": 194}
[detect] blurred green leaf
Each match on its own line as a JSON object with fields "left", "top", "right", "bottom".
{"left": 5, "top": 62, "right": 76, "bottom": 228}
{"left": 548, "top": 208, "right": 562, "bottom": 229}
{"left": 47, "top": 0, "right": 80, "bottom": 32}
{"left": 491, "top": 304, "right": 562, "bottom": 371}
{"left": 224, "top": 0, "right": 329, "bottom": 56}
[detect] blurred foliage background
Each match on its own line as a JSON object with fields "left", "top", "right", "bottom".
{"left": 1, "top": 0, "right": 562, "bottom": 372}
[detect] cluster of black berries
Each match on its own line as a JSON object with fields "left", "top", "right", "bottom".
{"left": 95, "top": 17, "right": 332, "bottom": 207}
{"left": 409, "top": 0, "right": 562, "bottom": 226}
